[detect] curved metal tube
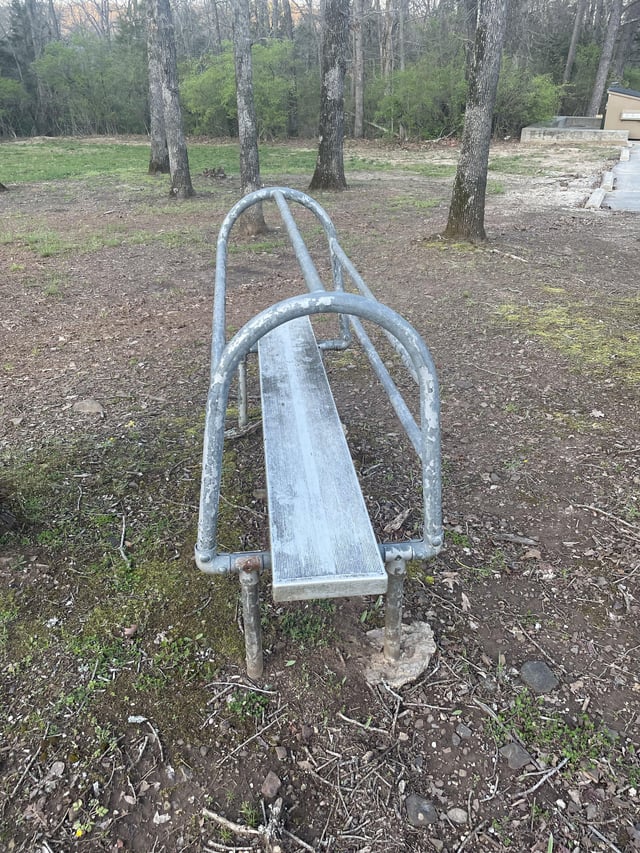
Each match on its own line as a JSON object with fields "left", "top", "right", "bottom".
{"left": 195, "top": 291, "right": 442, "bottom": 573}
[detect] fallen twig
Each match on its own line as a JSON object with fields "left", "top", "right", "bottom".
{"left": 515, "top": 620, "right": 564, "bottom": 673}
{"left": 119, "top": 514, "right": 132, "bottom": 569}
{"left": 492, "top": 532, "right": 538, "bottom": 546}
{"left": 216, "top": 714, "right": 283, "bottom": 768}
{"left": 203, "top": 807, "right": 261, "bottom": 837}
{"left": 8, "top": 743, "right": 42, "bottom": 803}
{"left": 282, "top": 827, "right": 317, "bottom": 851}
{"left": 145, "top": 719, "right": 165, "bottom": 763}
{"left": 511, "top": 757, "right": 568, "bottom": 799}
{"left": 576, "top": 504, "right": 640, "bottom": 539}
{"left": 455, "top": 820, "right": 488, "bottom": 852}
{"left": 588, "top": 825, "right": 624, "bottom": 853}
{"left": 488, "top": 248, "right": 528, "bottom": 262}
{"left": 337, "top": 711, "right": 390, "bottom": 737}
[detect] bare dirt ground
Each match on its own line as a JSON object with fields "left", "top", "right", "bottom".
{"left": 1, "top": 139, "right": 639, "bottom": 853}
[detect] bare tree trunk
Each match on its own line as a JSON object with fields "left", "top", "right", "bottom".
{"left": 309, "top": 0, "right": 350, "bottom": 191}
{"left": 281, "top": 0, "right": 294, "bottom": 37}
{"left": 233, "top": 0, "right": 267, "bottom": 234}
{"left": 210, "top": 0, "right": 223, "bottom": 52}
{"left": 47, "top": 0, "right": 60, "bottom": 40}
{"left": 444, "top": 0, "right": 508, "bottom": 243}
{"left": 611, "top": 16, "right": 638, "bottom": 78}
{"left": 152, "top": 0, "right": 194, "bottom": 197}
{"left": 353, "top": 0, "right": 365, "bottom": 138}
{"left": 398, "top": 0, "right": 407, "bottom": 71}
{"left": 381, "top": 0, "right": 396, "bottom": 86}
{"left": 255, "top": 0, "right": 269, "bottom": 38}
{"left": 563, "top": 0, "right": 587, "bottom": 84}
{"left": 588, "top": 0, "right": 623, "bottom": 115}
{"left": 147, "top": 0, "right": 170, "bottom": 174}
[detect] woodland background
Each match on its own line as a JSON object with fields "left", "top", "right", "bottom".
{"left": 1, "top": 0, "right": 639, "bottom": 143}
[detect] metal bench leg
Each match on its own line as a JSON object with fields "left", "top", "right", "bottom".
{"left": 240, "top": 568, "right": 263, "bottom": 678}
{"left": 238, "top": 357, "right": 248, "bottom": 430}
{"left": 384, "top": 557, "right": 406, "bottom": 662}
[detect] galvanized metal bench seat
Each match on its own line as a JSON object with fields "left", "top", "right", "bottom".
{"left": 259, "top": 315, "right": 386, "bottom": 603}
{"left": 195, "top": 188, "right": 443, "bottom": 679}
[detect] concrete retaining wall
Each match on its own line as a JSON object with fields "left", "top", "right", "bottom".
{"left": 521, "top": 116, "right": 628, "bottom": 143}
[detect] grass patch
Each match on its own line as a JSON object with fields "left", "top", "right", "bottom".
{"left": 488, "top": 154, "right": 546, "bottom": 175}
{"left": 1, "top": 139, "right": 462, "bottom": 187}
{"left": 1, "top": 222, "right": 209, "bottom": 257}
{"left": 278, "top": 600, "right": 336, "bottom": 648}
{"left": 390, "top": 195, "right": 442, "bottom": 210}
{"left": 0, "top": 415, "right": 252, "bottom": 729}
{"left": 487, "top": 179, "right": 506, "bottom": 194}
{"left": 498, "top": 300, "right": 640, "bottom": 384}
{"left": 489, "top": 689, "right": 616, "bottom": 768}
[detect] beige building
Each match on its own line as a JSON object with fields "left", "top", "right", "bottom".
{"left": 603, "top": 85, "right": 640, "bottom": 140}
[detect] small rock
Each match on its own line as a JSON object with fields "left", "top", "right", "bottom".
{"left": 152, "top": 811, "right": 171, "bottom": 825}
{"left": 519, "top": 660, "right": 559, "bottom": 693}
{"left": 447, "top": 807, "right": 468, "bottom": 825}
{"left": 499, "top": 742, "right": 533, "bottom": 770}
{"left": 48, "top": 761, "right": 65, "bottom": 778}
{"left": 73, "top": 398, "right": 105, "bottom": 417}
{"left": 585, "top": 804, "right": 599, "bottom": 822}
{"left": 405, "top": 794, "right": 438, "bottom": 827}
{"left": 456, "top": 723, "right": 472, "bottom": 739}
{"left": 480, "top": 674, "right": 498, "bottom": 693}
{"left": 261, "top": 770, "right": 281, "bottom": 799}
{"left": 431, "top": 841, "right": 444, "bottom": 852}
{"left": 275, "top": 746, "right": 287, "bottom": 761}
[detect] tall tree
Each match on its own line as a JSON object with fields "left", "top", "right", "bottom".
{"left": 309, "top": 0, "right": 349, "bottom": 191}
{"left": 563, "top": 0, "right": 587, "bottom": 84}
{"left": 588, "top": 0, "right": 623, "bottom": 115}
{"left": 232, "top": 0, "right": 267, "bottom": 234}
{"left": 353, "top": 0, "right": 365, "bottom": 138}
{"left": 146, "top": 0, "right": 169, "bottom": 174}
{"left": 148, "top": 0, "right": 193, "bottom": 197}
{"left": 444, "top": 0, "right": 508, "bottom": 242}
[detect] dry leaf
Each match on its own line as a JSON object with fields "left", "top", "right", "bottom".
{"left": 383, "top": 508, "right": 411, "bottom": 534}
{"left": 523, "top": 548, "right": 542, "bottom": 560}
{"left": 461, "top": 592, "right": 471, "bottom": 612}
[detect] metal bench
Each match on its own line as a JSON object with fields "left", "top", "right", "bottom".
{"left": 195, "top": 188, "right": 443, "bottom": 678}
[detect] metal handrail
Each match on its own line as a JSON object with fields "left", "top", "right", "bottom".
{"left": 196, "top": 189, "right": 443, "bottom": 575}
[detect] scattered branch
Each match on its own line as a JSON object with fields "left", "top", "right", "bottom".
{"left": 511, "top": 757, "right": 569, "bottom": 799}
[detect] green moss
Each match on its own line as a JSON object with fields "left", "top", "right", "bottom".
{"left": 497, "top": 299, "right": 640, "bottom": 384}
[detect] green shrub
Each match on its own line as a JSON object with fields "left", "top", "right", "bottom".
{"left": 494, "top": 59, "right": 561, "bottom": 137}
{"left": 32, "top": 36, "right": 147, "bottom": 135}
{"left": 561, "top": 43, "right": 601, "bottom": 114}
{"left": 372, "top": 56, "right": 467, "bottom": 139}
{"left": 181, "top": 41, "right": 318, "bottom": 139}
{"left": 0, "top": 75, "right": 32, "bottom": 136}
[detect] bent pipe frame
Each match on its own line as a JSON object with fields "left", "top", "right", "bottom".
{"left": 195, "top": 290, "right": 443, "bottom": 575}
{"left": 211, "top": 186, "right": 351, "bottom": 378}
{"left": 213, "top": 187, "right": 423, "bottom": 460}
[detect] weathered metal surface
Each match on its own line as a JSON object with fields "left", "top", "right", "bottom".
{"left": 259, "top": 315, "right": 386, "bottom": 601}
{"left": 384, "top": 558, "right": 407, "bottom": 662}
{"left": 239, "top": 569, "right": 263, "bottom": 679}
{"left": 194, "top": 289, "right": 443, "bottom": 573}
{"left": 196, "top": 187, "right": 444, "bottom": 676}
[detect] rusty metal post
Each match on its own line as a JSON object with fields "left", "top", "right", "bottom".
{"left": 384, "top": 557, "right": 406, "bottom": 662}
{"left": 240, "top": 568, "right": 263, "bottom": 679}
